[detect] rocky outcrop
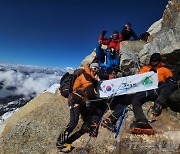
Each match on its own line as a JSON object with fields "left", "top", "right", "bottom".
{"left": 139, "top": 0, "right": 180, "bottom": 67}
{"left": 80, "top": 49, "right": 96, "bottom": 68}
{"left": 115, "top": 106, "right": 180, "bottom": 154}
{"left": 0, "top": 88, "right": 179, "bottom": 154}
{"left": 0, "top": 91, "right": 69, "bottom": 153}
{"left": 0, "top": 89, "right": 120, "bottom": 154}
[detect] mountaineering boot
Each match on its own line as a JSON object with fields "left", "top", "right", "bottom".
{"left": 151, "top": 101, "right": 163, "bottom": 117}
{"left": 81, "top": 122, "right": 92, "bottom": 134}
{"left": 56, "top": 130, "right": 69, "bottom": 148}
{"left": 89, "top": 122, "right": 99, "bottom": 137}
{"left": 81, "top": 122, "right": 99, "bottom": 137}
{"left": 58, "top": 143, "right": 74, "bottom": 153}
{"left": 130, "top": 120, "right": 154, "bottom": 135}
{"left": 101, "top": 118, "right": 116, "bottom": 133}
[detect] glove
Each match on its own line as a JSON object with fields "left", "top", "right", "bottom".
{"left": 149, "top": 68, "right": 157, "bottom": 73}
{"left": 102, "top": 30, "right": 107, "bottom": 36}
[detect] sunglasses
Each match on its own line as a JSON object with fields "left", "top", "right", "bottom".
{"left": 91, "top": 66, "right": 100, "bottom": 72}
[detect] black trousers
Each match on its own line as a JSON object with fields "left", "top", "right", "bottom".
{"left": 132, "top": 81, "right": 178, "bottom": 123}
{"left": 89, "top": 99, "right": 107, "bottom": 125}
{"left": 89, "top": 95, "right": 129, "bottom": 125}
{"left": 156, "top": 82, "right": 178, "bottom": 105}
{"left": 108, "top": 95, "right": 126, "bottom": 124}
{"left": 65, "top": 104, "right": 90, "bottom": 134}
{"left": 66, "top": 92, "right": 90, "bottom": 134}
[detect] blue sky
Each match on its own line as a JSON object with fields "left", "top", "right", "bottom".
{"left": 0, "top": 0, "right": 168, "bottom": 68}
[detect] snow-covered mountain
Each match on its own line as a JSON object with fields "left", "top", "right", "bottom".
{"left": 0, "top": 63, "right": 73, "bottom": 122}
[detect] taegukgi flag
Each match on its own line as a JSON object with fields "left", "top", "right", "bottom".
{"left": 97, "top": 71, "right": 158, "bottom": 98}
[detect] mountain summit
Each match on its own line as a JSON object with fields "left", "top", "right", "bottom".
{"left": 0, "top": 0, "right": 180, "bottom": 153}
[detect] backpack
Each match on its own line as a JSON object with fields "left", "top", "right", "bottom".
{"left": 59, "top": 69, "right": 85, "bottom": 98}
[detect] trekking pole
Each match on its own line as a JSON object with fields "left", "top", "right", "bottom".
{"left": 114, "top": 105, "right": 127, "bottom": 138}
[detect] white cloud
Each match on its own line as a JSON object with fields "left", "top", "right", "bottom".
{"left": 0, "top": 64, "right": 68, "bottom": 99}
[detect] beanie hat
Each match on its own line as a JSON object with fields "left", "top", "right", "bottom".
{"left": 126, "top": 22, "right": 132, "bottom": 27}
{"left": 150, "top": 53, "right": 162, "bottom": 62}
{"left": 113, "top": 30, "right": 119, "bottom": 35}
{"left": 90, "top": 63, "right": 99, "bottom": 69}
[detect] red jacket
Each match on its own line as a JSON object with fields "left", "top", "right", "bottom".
{"left": 99, "top": 34, "right": 123, "bottom": 51}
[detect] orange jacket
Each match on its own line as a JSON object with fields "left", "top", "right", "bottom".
{"left": 73, "top": 65, "right": 96, "bottom": 98}
{"left": 139, "top": 62, "right": 172, "bottom": 82}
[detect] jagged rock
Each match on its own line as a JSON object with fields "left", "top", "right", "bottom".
{"left": 0, "top": 89, "right": 119, "bottom": 154}
{"left": 120, "top": 40, "right": 147, "bottom": 74}
{"left": 147, "top": 19, "right": 162, "bottom": 35}
{"left": 0, "top": 89, "right": 179, "bottom": 154}
{"left": 139, "top": 0, "right": 180, "bottom": 66}
{"left": 80, "top": 49, "right": 96, "bottom": 68}
{"left": 115, "top": 108, "right": 180, "bottom": 154}
{"left": 0, "top": 91, "right": 69, "bottom": 153}
{"left": 120, "top": 40, "right": 146, "bottom": 64}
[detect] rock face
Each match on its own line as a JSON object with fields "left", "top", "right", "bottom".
{"left": 0, "top": 90, "right": 120, "bottom": 154}
{"left": 0, "top": 87, "right": 179, "bottom": 154}
{"left": 0, "top": 91, "right": 69, "bottom": 154}
{"left": 0, "top": 0, "right": 180, "bottom": 154}
{"left": 115, "top": 106, "right": 180, "bottom": 154}
{"left": 139, "top": 0, "right": 180, "bottom": 67}
{"left": 80, "top": 49, "right": 96, "bottom": 68}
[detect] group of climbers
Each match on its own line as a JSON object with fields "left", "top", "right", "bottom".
{"left": 95, "top": 30, "right": 122, "bottom": 71}
{"left": 95, "top": 23, "right": 149, "bottom": 71}
{"left": 56, "top": 22, "right": 180, "bottom": 150}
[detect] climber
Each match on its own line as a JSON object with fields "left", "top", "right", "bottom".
{"left": 151, "top": 62, "right": 180, "bottom": 116}
{"left": 100, "top": 67, "right": 131, "bottom": 132}
{"left": 121, "top": 23, "right": 138, "bottom": 41}
{"left": 96, "top": 30, "right": 123, "bottom": 71}
{"left": 101, "top": 95, "right": 128, "bottom": 133}
{"left": 130, "top": 53, "right": 173, "bottom": 135}
{"left": 56, "top": 63, "right": 100, "bottom": 148}
{"left": 84, "top": 67, "right": 130, "bottom": 133}
{"left": 81, "top": 67, "right": 123, "bottom": 137}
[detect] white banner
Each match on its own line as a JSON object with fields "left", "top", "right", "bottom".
{"left": 97, "top": 72, "right": 158, "bottom": 98}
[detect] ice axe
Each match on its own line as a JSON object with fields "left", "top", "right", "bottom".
{"left": 114, "top": 105, "right": 127, "bottom": 138}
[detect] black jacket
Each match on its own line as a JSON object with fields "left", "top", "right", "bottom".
{"left": 121, "top": 28, "right": 138, "bottom": 41}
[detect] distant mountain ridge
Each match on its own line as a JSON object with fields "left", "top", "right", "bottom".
{"left": 0, "top": 63, "right": 73, "bottom": 122}
{"left": 0, "top": 63, "right": 74, "bottom": 74}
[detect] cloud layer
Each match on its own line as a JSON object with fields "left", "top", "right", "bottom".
{"left": 0, "top": 64, "right": 71, "bottom": 99}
